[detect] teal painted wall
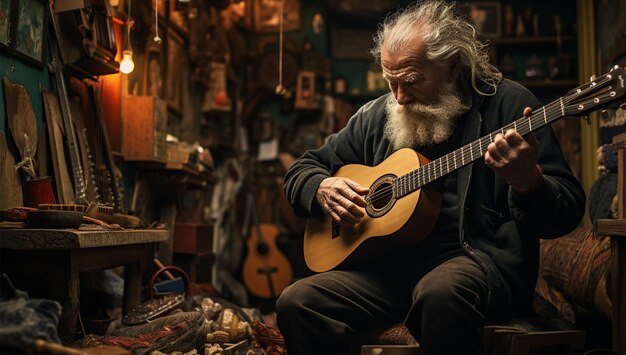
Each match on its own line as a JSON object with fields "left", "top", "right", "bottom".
{"left": 0, "top": 53, "right": 52, "bottom": 135}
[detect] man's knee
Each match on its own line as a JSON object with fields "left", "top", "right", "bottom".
{"left": 413, "top": 258, "right": 488, "bottom": 308}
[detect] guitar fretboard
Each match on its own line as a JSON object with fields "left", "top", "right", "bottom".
{"left": 393, "top": 66, "right": 625, "bottom": 198}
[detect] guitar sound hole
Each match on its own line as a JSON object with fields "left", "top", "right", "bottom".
{"left": 256, "top": 243, "right": 269, "bottom": 256}
{"left": 366, "top": 174, "right": 397, "bottom": 218}
{"left": 371, "top": 182, "right": 393, "bottom": 210}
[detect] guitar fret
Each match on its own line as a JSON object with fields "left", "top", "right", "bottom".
{"left": 543, "top": 106, "right": 547, "bottom": 124}
{"left": 453, "top": 150, "right": 457, "bottom": 169}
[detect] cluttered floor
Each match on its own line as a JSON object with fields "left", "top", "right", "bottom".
{"left": 1, "top": 268, "right": 286, "bottom": 355}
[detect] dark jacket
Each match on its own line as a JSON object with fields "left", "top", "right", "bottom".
{"left": 284, "top": 79, "right": 586, "bottom": 319}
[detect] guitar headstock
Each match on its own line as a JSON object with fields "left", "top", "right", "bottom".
{"left": 564, "top": 66, "right": 625, "bottom": 116}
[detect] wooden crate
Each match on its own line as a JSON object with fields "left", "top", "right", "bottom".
{"left": 172, "top": 222, "right": 213, "bottom": 254}
{"left": 121, "top": 96, "right": 168, "bottom": 162}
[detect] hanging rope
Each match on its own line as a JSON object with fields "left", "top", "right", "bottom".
{"left": 153, "top": 0, "right": 162, "bottom": 44}
{"left": 275, "top": 0, "right": 286, "bottom": 95}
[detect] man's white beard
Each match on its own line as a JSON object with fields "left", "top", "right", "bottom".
{"left": 384, "top": 82, "right": 466, "bottom": 148}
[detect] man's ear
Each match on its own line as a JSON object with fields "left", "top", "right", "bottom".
{"left": 447, "top": 54, "right": 461, "bottom": 82}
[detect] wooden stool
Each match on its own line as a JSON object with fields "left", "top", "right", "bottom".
{"left": 363, "top": 320, "right": 586, "bottom": 355}
{"left": 483, "top": 325, "right": 586, "bottom": 355}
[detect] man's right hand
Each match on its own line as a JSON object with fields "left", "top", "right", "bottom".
{"left": 316, "top": 177, "right": 369, "bottom": 226}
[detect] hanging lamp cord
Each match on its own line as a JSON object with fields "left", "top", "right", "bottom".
{"left": 275, "top": 0, "right": 286, "bottom": 95}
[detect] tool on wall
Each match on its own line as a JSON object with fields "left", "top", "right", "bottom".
{"left": 48, "top": 2, "right": 88, "bottom": 205}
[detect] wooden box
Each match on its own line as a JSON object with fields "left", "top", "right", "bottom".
{"left": 121, "top": 96, "right": 168, "bottom": 162}
{"left": 173, "top": 222, "right": 213, "bottom": 254}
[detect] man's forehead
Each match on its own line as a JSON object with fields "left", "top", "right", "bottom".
{"left": 381, "top": 67, "right": 421, "bottom": 82}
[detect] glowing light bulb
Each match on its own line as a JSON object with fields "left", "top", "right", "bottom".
{"left": 120, "top": 50, "right": 135, "bottom": 74}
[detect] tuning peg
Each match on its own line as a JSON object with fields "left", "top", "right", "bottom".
{"left": 590, "top": 74, "right": 596, "bottom": 81}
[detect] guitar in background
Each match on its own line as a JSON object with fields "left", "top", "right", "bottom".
{"left": 242, "top": 172, "right": 293, "bottom": 299}
{"left": 243, "top": 222, "right": 293, "bottom": 299}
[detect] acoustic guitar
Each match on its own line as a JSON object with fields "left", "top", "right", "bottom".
{"left": 243, "top": 223, "right": 294, "bottom": 298}
{"left": 304, "top": 66, "right": 626, "bottom": 273}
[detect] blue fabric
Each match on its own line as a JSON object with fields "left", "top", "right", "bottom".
{"left": 0, "top": 274, "right": 62, "bottom": 351}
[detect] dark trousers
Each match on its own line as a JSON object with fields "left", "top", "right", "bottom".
{"left": 276, "top": 255, "right": 490, "bottom": 355}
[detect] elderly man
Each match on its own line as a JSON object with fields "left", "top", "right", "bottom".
{"left": 277, "top": 1, "right": 585, "bottom": 354}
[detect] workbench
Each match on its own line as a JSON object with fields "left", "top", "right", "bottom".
{"left": 0, "top": 227, "right": 169, "bottom": 342}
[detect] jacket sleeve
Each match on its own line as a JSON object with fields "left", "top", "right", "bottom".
{"left": 283, "top": 106, "right": 371, "bottom": 218}
{"left": 501, "top": 83, "right": 586, "bottom": 237}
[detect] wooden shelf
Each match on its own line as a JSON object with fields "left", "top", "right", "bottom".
{"left": 491, "top": 36, "right": 577, "bottom": 45}
{"left": 129, "top": 160, "right": 217, "bottom": 189}
{"left": 517, "top": 79, "right": 578, "bottom": 89}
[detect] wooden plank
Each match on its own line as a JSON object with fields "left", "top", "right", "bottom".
{"left": 596, "top": 219, "right": 626, "bottom": 238}
{"left": 3, "top": 78, "right": 37, "bottom": 174}
{"left": 70, "top": 244, "right": 147, "bottom": 271}
{"left": 611, "top": 238, "right": 626, "bottom": 355}
{"left": 610, "top": 131, "right": 626, "bottom": 354}
{"left": 0, "top": 133, "right": 23, "bottom": 209}
{"left": 0, "top": 228, "right": 169, "bottom": 250}
{"left": 37, "top": 123, "right": 48, "bottom": 178}
{"left": 43, "top": 90, "right": 75, "bottom": 204}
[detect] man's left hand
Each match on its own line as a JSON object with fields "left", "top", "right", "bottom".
{"left": 484, "top": 107, "right": 543, "bottom": 194}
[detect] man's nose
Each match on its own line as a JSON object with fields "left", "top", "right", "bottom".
{"left": 395, "top": 85, "right": 414, "bottom": 105}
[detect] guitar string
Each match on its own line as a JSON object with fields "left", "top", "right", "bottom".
{"left": 366, "top": 102, "right": 565, "bottom": 204}
{"left": 367, "top": 80, "right": 615, "bottom": 205}
{"left": 366, "top": 83, "right": 610, "bottom": 205}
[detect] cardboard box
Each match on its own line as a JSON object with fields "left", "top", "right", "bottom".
{"left": 121, "top": 96, "right": 168, "bottom": 162}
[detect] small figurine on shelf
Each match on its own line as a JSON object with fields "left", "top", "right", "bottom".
{"left": 515, "top": 14, "right": 525, "bottom": 36}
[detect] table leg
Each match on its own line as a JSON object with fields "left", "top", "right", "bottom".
{"left": 123, "top": 260, "right": 142, "bottom": 315}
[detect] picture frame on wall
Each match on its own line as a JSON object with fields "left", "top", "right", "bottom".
{"left": 12, "top": 0, "right": 47, "bottom": 67}
{"left": 457, "top": 2, "right": 501, "bottom": 38}
{"left": 254, "top": 0, "right": 300, "bottom": 32}
{"left": 0, "top": 0, "right": 11, "bottom": 50}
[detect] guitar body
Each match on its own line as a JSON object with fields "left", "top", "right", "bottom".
{"left": 304, "top": 148, "right": 442, "bottom": 272}
{"left": 243, "top": 223, "right": 294, "bottom": 298}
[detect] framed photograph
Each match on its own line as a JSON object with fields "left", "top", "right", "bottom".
{"left": 0, "top": 0, "right": 11, "bottom": 50}
{"left": 457, "top": 2, "right": 501, "bottom": 38}
{"left": 13, "top": 0, "right": 47, "bottom": 66}
{"left": 165, "top": 28, "right": 184, "bottom": 113}
{"left": 254, "top": 0, "right": 300, "bottom": 32}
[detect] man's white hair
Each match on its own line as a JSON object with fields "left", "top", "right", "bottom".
{"left": 370, "top": 0, "right": 502, "bottom": 96}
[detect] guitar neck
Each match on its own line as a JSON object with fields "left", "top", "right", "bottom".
{"left": 396, "top": 66, "right": 626, "bottom": 197}
{"left": 395, "top": 99, "right": 562, "bottom": 197}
